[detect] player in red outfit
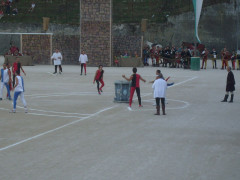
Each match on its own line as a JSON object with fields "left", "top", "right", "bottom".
{"left": 221, "top": 48, "right": 229, "bottom": 69}
{"left": 12, "top": 57, "right": 26, "bottom": 86}
{"left": 122, "top": 67, "right": 146, "bottom": 110}
{"left": 93, "top": 65, "right": 104, "bottom": 95}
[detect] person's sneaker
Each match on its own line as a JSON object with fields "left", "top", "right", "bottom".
{"left": 98, "top": 91, "right": 101, "bottom": 95}
{"left": 139, "top": 105, "right": 143, "bottom": 107}
{"left": 24, "top": 107, "right": 28, "bottom": 113}
{"left": 85, "top": 74, "right": 87, "bottom": 76}
{"left": 0, "top": 98, "right": 2, "bottom": 100}
{"left": 100, "top": 89, "right": 103, "bottom": 92}
{"left": 53, "top": 72, "right": 57, "bottom": 74}
{"left": 8, "top": 98, "right": 12, "bottom": 101}
{"left": 10, "top": 109, "right": 16, "bottom": 113}
{"left": 127, "top": 106, "right": 132, "bottom": 111}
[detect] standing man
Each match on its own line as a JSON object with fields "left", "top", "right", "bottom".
{"left": 0, "top": 63, "right": 12, "bottom": 100}
{"left": 211, "top": 48, "right": 217, "bottom": 69}
{"left": 51, "top": 48, "right": 63, "bottom": 74}
{"left": 221, "top": 48, "right": 229, "bottom": 70}
{"left": 122, "top": 67, "right": 146, "bottom": 110}
{"left": 152, "top": 73, "right": 167, "bottom": 115}
{"left": 201, "top": 48, "right": 208, "bottom": 69}
{"left": 79, "top": 50, "right": 88, "bottom": 75}
{"left": 221, "top": 67, "right": 235, "bottom": 103}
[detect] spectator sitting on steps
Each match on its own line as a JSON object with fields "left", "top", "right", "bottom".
{"left": 28, "top": 2, "right": 35, "bottom": 13}
{"left": 12, "top": 7, "right": 18, "bottom": 15}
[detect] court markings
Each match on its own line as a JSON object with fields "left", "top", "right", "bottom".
{"left": 0, "top": 76, "right": 198, "bottom": 151}
{"left": 0, "top": 105, "right": 118, "bottom": 152}
{"left": 132, "top": 99, "right": 190, "bottom": 111}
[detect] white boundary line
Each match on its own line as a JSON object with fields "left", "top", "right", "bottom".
{"left": 170, "top": 76, "right": 198, "bottom": 87}
{"left": 26, "top": 112, "right": 82, "bottom": 118}
{"left": 0, "top": 105, "right": 118, "bottom": 152}
{"left": 17, "top": 106, "right": 91, "bottom": 116}
{"left": 133, "top": 99, "right": 190, "bottom": 111}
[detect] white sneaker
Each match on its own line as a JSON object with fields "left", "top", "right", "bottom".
{"left": 10, "top": 109, "right": 16, "bottom": 113}
{"left": 24, "top": 107, "right": 28, "bottom": 113}
{"left": 127, "top": 106, "right": 132, "bottom": 111}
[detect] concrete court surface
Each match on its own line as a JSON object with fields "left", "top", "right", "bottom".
{"left": 0, "top": 63, "right": 240, "bottom": 180}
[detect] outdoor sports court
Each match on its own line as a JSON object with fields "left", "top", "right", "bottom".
{"left": 0, "top": 64, "right": 240, "bottom": 180}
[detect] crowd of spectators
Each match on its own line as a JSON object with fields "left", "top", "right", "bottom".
{"left": 0, "top": 0, "right": 35, "bottom": 18}
{"left": 142, "top": 44, "right": 240, "bottom": 70}
{"left": 143, "top": 44, "right": 193, "bottom": 69}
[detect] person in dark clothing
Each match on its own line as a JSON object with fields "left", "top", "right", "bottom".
{"left": 221, "top": 67, "right": 235, "bottom": 103}
{"left": 211, "top": 48, "right": 218, "bottom": 69}
{"left": 93, "top": 65, "right": 104, "bottom": 95}
{"left": 122, "top": 67, "right": 146, "bottom": 111}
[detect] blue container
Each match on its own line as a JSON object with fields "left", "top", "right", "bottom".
{"left": 114, "top": 80, "right": 131, "bottom": 102}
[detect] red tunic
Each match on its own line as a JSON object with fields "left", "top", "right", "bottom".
{"left": 95, "top": 70, "right": 103, "bottom": 80}
{"left": 131, "top": 74, "right": 140, "bottom": 87}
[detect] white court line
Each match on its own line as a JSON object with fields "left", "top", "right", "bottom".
{"left": 0, "top": 105, "right": 118, "bottom": 152}
{"left": 133, "top": 99, "right": 190, "bottom": 111}
{"left": 139, "top": 76, "right": 198, "bottom": 99}
{"left": 170, "top": 76, "right": 198, "bottom": 87}
{"left": 17, "top": 106, "right": 91, "bottom": 116}
{"left": 0, "top": 107, "right": 10, "bottom": 111}
{"left": 47, "top": 72, "right": 57, "bottom": 76}
{"left": 27, "top": 112, "right": 82, "bottom": 118}
{"left": 26, "top": 92, "right": 113, "bottom": 99}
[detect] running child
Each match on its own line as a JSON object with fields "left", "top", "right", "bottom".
{"left": 93, "top": 65, "right": 104, "bottom": 95}
{"left": 122, "top": 67, "right": 146, "bottom": 110}
{"left": 0, "top": 63, "right": 12, "bottom": 100}
{"left": 11, "top": 70, "right": 28, "bottom": 113}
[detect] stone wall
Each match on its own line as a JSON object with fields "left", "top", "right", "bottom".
{"left": 113, "top": 36, "right": 142, "bottom": 57}
{"left": 22, "top": 35, "right": 51, "bottom": 64}
{"left": 21, "top": 35, "right": 80, "bottom": 65}
{"left": 80, "top": 0, "right": 112, "bottom": 66}
{"left": 52, "top": 35, "right": 80, "bottom": 65}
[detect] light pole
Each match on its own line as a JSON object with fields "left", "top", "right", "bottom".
{"left": 237, "top": 0, "right": 239, "bottom": 50}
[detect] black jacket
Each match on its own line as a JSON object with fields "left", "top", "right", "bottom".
{"left": 226, "top": 71, "right": 235, "bottom": 92}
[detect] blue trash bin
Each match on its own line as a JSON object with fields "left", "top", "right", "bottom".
{"left": 114, "top": 80, "right": 131, "bottom": 102}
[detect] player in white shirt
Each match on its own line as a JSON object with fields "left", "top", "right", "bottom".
{"left": 51, "top": 49, "right": 63, "bottom": 74}
{"left": 11, "top": 70, "right": 28, "bottom": 113}
{"left": 152, "top": 73, "right": 167, "bottom": 115}
{"left": 79, "top": 50, "right": 88, "bottom": 75}
{"left": 0, "top": 63, "right": 12, "bottom": 100}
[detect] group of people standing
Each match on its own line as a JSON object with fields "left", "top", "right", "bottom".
{"left": 122, "top": 68, "right": 167, "bottom": 115}
{"left": 143, "top": 45, "right": 240, "bottom": 70}
{"left": 201, "top": 47, "right": 240, "bottom": 70}
{"left": 51, "top": 49, "right": 88, "bottom": 75}
{"left": 143, "top": 45, "right": 193, "bottom": 68}
{"left": 0, "top": 57, "right": 27, "bottom": 113}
